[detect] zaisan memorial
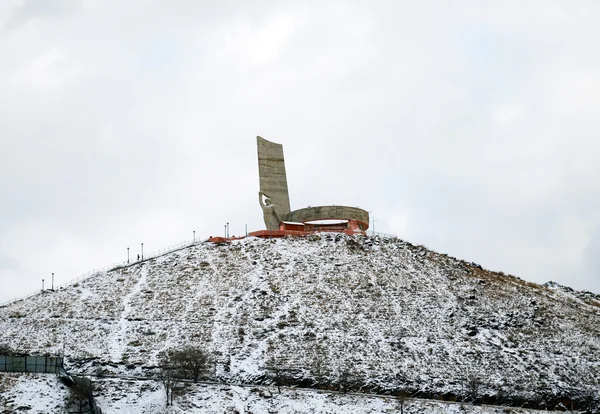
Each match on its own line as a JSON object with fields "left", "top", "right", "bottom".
{"left": 249, "top": 136, "right": 370, "bottom": 238}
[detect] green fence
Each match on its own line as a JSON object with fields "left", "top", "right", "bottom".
{"left": 0, "top": 355, "right": 63, "bottom": 374}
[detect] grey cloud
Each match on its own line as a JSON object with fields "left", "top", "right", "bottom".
{"left": 1, "top": 0, "right": 80, "bottom": 34}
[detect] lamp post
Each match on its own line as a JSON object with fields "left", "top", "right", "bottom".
{"left": 227, "top": 222, "right": 229, "bottom": 238}
{"left": 42, "top": 279, "right": 44, "bottom": 291}
{"left": 224, "top": 224, "right": 226, "bottom": 238}
{"left": 51, "top": 272, "right": 54, "bottom": 291}
{"left": 193, "top": 231, "right": 195, "bottom": 242}
{"left": 141, "top": 243, "right": 144, "bottom": 260}
{"left": 127, "top": 247, "right": 130, "bottom": 264}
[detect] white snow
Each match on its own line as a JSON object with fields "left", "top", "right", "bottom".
{"left": 93, "top": 379, "right": 557, "bottom": 414}
{"left": 0, "top": 373, "right": 69, "bottom": 413}
{"left": 110, "top": 265, "right": 148, "bottom": 362}
{"left": 0, "top": 373, "right": 559, "bottom": 413}
{"left": 1, "top": 234, "right": 599, "bottom": 410}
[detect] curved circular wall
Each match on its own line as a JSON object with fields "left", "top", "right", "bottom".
{"left": 284, "top": 206, "right": 369, "bottom": 230}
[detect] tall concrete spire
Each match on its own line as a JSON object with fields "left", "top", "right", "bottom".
{"left": 257, "top": 136, "right": 291, "bottom": 230}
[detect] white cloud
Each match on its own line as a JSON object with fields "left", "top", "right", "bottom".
{"left": 10, "top": 46, "right": 80, "bottom": 88}
{"left": 223, "top": 14, "right": 302, "bottom": 67}
{"left": 1, "top": 0, "right": 600, "bottom": 302}
{"left": 491, "top": 103, "right": 526, "bottom": 124}
{"left": 547, "top": 68, "right": 600, "bottom": 117}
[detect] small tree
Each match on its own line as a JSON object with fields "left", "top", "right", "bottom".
{"left": 66, "top": 376, "right": 93, "bottom": 413}
{"left": 311, "top": 347, "right": 327, "bottom": 389}
{"left": 265, "top": 355, "right": 284, "bottom": 393}
{"left": 158, "top": 367, "right": 176, "bottom": 406}
{"left": 466, "top": 373, "right": 482, "bottom": 403}
{"left": 157, "top": 346, "right": 210, "bottom": 406}
{"left": 163, "top": 346, "right": 210, "bottom": 383}
{"left": 337, "top": 367, "right": 354, "bottom": 394}
{"left": 395, "top": 389, "right": 410, "bottom": 414}
{"left": 268, "top": 365, "right": 283, "bottom": 394}
{"left": 575, "top": 387, "right": 599, "bottom": 413}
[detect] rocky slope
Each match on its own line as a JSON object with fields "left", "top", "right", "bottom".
{"left": 1, "top": 234, "right": 599, "bottom": 409}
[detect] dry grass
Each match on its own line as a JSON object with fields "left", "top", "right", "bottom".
{"left": 466, "top": 265, "right": 546, "bottom": 292}
{"left": 0, "top": 373, "right": 17, "bottom": 393}
{"left": 584, "top": 298, "right": 600, "bottom": 309}
{"left": 414, "top": 243, "right": 547, "bottom": 293}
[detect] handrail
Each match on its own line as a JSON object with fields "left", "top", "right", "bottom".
{"left": 0, "top": 237, "right": 209, "bottom": 308}
{"left": 0, "top": 230, "right": 396, "bottom": 308}
{"left": 368, "top": 231, "right": 398, "bottom": 239}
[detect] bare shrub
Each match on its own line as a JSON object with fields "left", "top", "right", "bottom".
{"left": 66, "top": 376, "right": 93, "bottom": 413}
{"left": 160, "top": 346, "right": 211, "bottom": 383}
{"left": 157, "top": 367, "right": 176, "bottom": 406}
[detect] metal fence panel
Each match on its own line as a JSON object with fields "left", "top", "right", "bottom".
{"left": 11, "top": 356, "right": 25, "bottom": 372}
{"left": 26, "top": 356, "right": 35, "bottom": 372}
{"left": 0, "top": 355, "right": 62, "bottom": 374}
{"left": 47, "top": 357, "right": 61, "bottom": 373}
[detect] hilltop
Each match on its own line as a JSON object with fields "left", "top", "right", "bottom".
{"left": 1, "top": 234, "right": 599, "bottom": 411}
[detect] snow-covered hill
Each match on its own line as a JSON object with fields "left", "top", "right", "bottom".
{"left": 1, "top": 234, "right": 599, "bottom": 409}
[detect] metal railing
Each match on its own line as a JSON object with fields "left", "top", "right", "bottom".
{"left": 0, "top": 230, "right": 396, "bottom": 308}
{"left": 0, "top": 237, "right": 208, "bottom": 308}
{"left": 368, "top": 231, "right": 398, "bottom": 239}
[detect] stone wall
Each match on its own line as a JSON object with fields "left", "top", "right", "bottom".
{"left": 285, "top": 206, "right": 369, "bottom": 229}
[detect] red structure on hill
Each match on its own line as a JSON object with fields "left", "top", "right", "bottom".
{"left": 209, "top": 137, "right": 370, "bottom": 243}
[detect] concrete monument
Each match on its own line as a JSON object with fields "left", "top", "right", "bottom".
{"left": 257, "top": 136, "right": 291, "bottom": 230}
{"left": 255, "top": 136, "right": 369, "bottom": 236}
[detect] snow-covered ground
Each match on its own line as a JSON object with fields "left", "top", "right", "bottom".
{"left": 1, "top": 235, "right": 599, "bottom": 410}
{"left": 0, "top": 373, "right": 69, "bottom": 413}
{"left": 93, "top": 378, "right": 561, "bottom": 414}
{"left": 0, "top": 373, "right": 558, "bottom": 414}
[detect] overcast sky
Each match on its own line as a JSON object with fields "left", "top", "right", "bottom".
{"left": 1, "top": 0, "right": 599, "bottom": 303}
